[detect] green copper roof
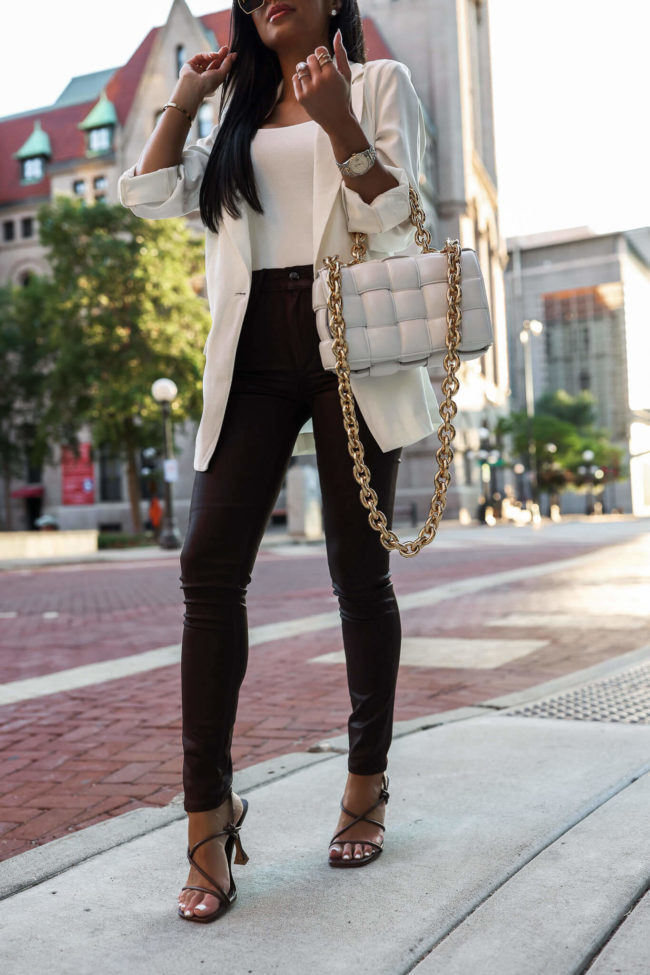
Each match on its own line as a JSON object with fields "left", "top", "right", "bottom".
{"left": 54, "top": 69, "right": 117, "bottom": 109}
{"left": 78, "top": 90, "right": 118, "bottom": 130}
{"left": 13, "top": 119, "right": 52, "bottom": 160}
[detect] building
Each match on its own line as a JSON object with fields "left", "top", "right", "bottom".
{"left": 359, "top": 0, "right": 510, "bottom": 518}
{"left": 0, "top": 0, "right": 508, "bottom": 532}
{"left": 505, "top": 225, "right": 650, "bottom": 515}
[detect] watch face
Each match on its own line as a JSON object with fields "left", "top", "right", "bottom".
{"left": 350, "top": 153, "right": 370, "bottom": 174}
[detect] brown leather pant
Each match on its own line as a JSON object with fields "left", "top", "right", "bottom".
{"left": 179, "top": 264, "right": 402, "bottom": 813}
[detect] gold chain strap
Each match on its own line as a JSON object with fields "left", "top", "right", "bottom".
{"left": 321, "top": 186, "right": 462, "bottom": 557}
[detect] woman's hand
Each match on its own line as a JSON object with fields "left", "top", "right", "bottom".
{"left": 178, "top": 46, "right": 238, "bottom": 100}
{"left": 292, "top": 29, "right": 352, "bottom": 134}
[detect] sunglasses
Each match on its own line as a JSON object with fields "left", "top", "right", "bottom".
{"left": 236, "top": 0, "right": 265, "bottom": 12}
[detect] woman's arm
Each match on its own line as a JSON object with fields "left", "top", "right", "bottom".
{"left": 118, "top": 48, "right": 235, "bottom": 220}
{"left": 134, "top": 78, "right": 203, "bottom": 176}
{"left": 326, "top": 116, "right": 399, "bottom": 206}
{"left": 330, "top": 60, "right": 427, "bottom": 254}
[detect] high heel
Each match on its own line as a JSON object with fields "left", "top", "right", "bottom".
{"left": 328, "top": 773, "right": 389, "bottom": 868}
{"left": 178, "top": 791, "right": 250, "bottom": 923}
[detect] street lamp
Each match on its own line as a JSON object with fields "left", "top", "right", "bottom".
{"left": 477, "top": 423, "right": 502, "bottom": 523}
{"left": 151, "top": 378, "right": 182, "bottom": 549}
{"left": 582, "top": 448, "right": 596, "bottom": 516}
{"left": 519, "top": 319, "right": 544, "bottom": 510}
{"left": 513, "top": 462, "right": 526, "bottom": 505}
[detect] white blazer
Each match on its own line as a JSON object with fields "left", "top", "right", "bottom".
{"left": 118, "top": 57, "right": 438, "bottom": 471}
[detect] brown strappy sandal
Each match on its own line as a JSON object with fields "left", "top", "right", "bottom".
{"left": 178, "top": 791, "right": 250, "bottom": 923}
{"left": 328, "top": 773, "right": 390, "bottom": 868}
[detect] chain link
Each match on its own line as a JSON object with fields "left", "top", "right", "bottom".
{"left": 321, "top": 187, "right": 462, "bottom": 557}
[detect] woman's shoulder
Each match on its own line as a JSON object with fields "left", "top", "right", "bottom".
{"left": 360, "top": 57, "right": 413, "bottom": 82}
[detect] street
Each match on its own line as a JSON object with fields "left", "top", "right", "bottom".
{"left": 1, "top": 517, "right": 648, "bottom": 861}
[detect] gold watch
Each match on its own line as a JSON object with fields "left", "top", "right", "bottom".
{"left": 335, "top": 144, "right": 377, "bottom": 177}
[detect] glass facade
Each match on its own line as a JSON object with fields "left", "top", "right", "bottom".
{"left": 542, "top": 283, "right": 626, "bottom": 439}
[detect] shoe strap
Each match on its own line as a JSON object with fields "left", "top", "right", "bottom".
{"left": 185, "top": 846, "right": 233, "bottom": 903}
{"left": 329, "top": 837, "right": 384, "bottom": 853}
{"left": 181, "top": 883, "right": 229, "bottom": 908}
{"left": 188, "top": 821, "right": 242, "bottom": 860}
{"left": 329, "top": 775, "right": 390, "bottom": 846}
{"left": 186, "top": 794, "right": 247, "bottom": 898}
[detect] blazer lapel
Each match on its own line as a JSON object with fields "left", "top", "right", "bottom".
{"left": 222, "top": 60, "right": 367, "bottom": 288}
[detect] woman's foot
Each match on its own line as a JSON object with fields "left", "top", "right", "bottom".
{"left": 328, "top": 771, "right": 388, "bottom": 863}
{"left": 178, "top": 791, "right": 245, "bottom": 919}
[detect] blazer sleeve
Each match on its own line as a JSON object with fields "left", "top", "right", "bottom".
{"left": 339, "top": 60, "right": 427, "bottom": 255}
{"left": 117, "top": 121, "right": 220, "bottom": 219}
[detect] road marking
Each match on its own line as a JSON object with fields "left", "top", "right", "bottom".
{"left": 486, "top": 613, "right": 646, "bottom": 630}
{"left": 310, "top": 636, "right": 549, "bottom": 669}
{"left": 0, "top": 547, "right": 628, "bottom": 707}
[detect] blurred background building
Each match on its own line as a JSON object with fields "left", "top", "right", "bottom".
{"left": 505, "top": 226, "right": 650, "bottom": 515}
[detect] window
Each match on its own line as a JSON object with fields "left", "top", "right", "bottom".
{"left": 73, "top": 179, "right": 86, "bottom": 195}
{"left": 21, "top": 216, "right": 34, "bottom": 238}
{"left": 93, "top": 175, "right": 107, "bottom": 190}
{"left": 176, "top": 44, "right": 187, "bottom": 77}
{"left": 88, "top": 127, "right": 112, "bottom": 152}
{"left": 22, "top": 157, "right": 44, "bottom": 181}
{"left": 3, "top": 220, "right": 14, "bottom": 242}
{"left": 98, "top": 443, "right": 123, "bottom": 502}
{"left": 20, "top": 270, "right": 34, "bottom": 286}
{"left": 94, "top": 193, "right": 106, "bottom": 203}
{"left": 198, "top": 102, "right": 213, "bottom": 139}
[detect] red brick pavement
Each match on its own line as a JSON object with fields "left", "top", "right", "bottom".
{"left": 1, "top": 528, "right": 648, "bottom": 860}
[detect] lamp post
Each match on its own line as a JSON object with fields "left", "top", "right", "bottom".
{"left": 151, "top": 378, "right": 182, "bottom": 549}
{"left": 477, "top": 423, "right": 502, "bottom": 524}
{"left": 513, "top": 462, "right": 526, "bottom": 505}
{"left": 581, "top": 448, "right": 596, "bottom": 516}
{"left": 519, "top": 319, "right": 544, "bottom": 511}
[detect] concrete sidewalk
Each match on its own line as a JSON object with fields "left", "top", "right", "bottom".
{"left": 0, "top": 524, "right": 320, "bottom": 571}
{"left": 2, "top": 646, "right": 649, "bottom": 973}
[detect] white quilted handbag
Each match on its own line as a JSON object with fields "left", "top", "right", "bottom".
{"left": 312, "top": 185, "right": 494, "bottom": 557}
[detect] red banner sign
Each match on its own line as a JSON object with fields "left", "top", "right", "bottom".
{"left": 61, "top": 442, "right": 95, "bottom": 505}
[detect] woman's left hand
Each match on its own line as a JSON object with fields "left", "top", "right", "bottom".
{"left": 292, "top": 29, "right": 352, "bottom": 134}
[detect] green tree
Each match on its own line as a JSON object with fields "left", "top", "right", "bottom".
{"left": 0, "top": 275, "right": 62, "bottom": 528}
{"left": 25, "top": 196, "right": 210, "bottom": 532}
{"left": 535, "top": 389, "right": 597, "bottom": 428}
{"left": 503, "top": 390, "right": 624, "bottom": 506}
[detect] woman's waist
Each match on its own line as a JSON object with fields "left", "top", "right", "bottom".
{"left": 250, "top": 264, "right": 314, "bottom": 291}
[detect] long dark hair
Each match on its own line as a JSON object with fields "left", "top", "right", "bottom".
{"left": 198, "top": 0, "right": 367, "bottom": 235}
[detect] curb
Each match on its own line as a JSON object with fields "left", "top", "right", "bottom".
{"left": 3, "top": 642, "right": 649, "bottom": 901}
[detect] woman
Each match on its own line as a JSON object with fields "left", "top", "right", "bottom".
{"left": 118, "top": 0, "right": 432, "bottom": 924}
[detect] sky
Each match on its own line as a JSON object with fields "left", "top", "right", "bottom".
{"left": 2, "top": 0, "right": 648, "bottom": 239}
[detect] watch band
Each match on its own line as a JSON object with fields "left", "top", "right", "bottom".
{"left": 335, "top": 144, "right": 377, "bottom": 177}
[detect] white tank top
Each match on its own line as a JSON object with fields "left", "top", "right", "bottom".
{"left": 249, "top": 119, "right": 319, "bottom": 272}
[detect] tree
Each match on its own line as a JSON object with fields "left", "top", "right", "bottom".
{"left": 535, "top": 390, "right": 596, "bottom": 429}
{"left": 32, "top": 195, "right": 212, "bottom": 532}
{"left": 0, "top": 275, "right": 61, "bottom": 528}
{"left": 502, "top": 390, "right": 624, "bottom": 509}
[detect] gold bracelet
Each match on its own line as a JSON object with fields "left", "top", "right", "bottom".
{"left": 162, "top": 101, "right": 194, "bottom": 124}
